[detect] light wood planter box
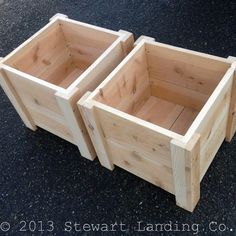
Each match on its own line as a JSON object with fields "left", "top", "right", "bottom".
{"left": 0, "top": 14, "right": 134, "bottom": 160}
{"left": 78, "top": 38, "right": 236, "bottom": 212}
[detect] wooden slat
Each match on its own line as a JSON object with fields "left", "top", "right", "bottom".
{"left": 146, "top": 42, "right": 230, "bottom": 95}
{"left": 2, "top": 19, "right": 61, "bottom": 65}
{"left": 171, "top": 107, "right": 198, "bottom": 135}
{"left": 42, "top": 58, "right": 77, "bottom": 87}
{"left": 196, "top": 95, "right": 228, "bottom": 145}
{"left": 58, "top": 68, "right": 83, "bottom": 88}
{"left": 5, "top": 69, "right": 62, "bottom": 115}
{"left": 150, "top": 79, "right": 208, "bottom": 111}
{"left": 0, "top": 68, "right": 36, "bottom": 130}
{"left": 38, "top": 48, "right": 72, "bottom": 84}
{"left": 96, "top": 46, "right": 151, "bottom": 114}
{"left": 135, "top": 96, "right": 184, "bottom": 130}
{"left": 29, "top": 107, "right": 74, "bottom": 144}
{"left": 132, "top": 95, "right": 198, "bottom": 136}
{"left": 146, "top": 44, "right": 229, "bottom": 73}
{"left": 200, "top": 113, "right": 228, "bottom": 179}
{"left": 95, "top": 104, "right": 173, "bottom": 162}
{"left": 198, "top": 89, "right": 231, "bottom": 179}
{"left": 148, "top": 55, "right": 227, "bottom": 95}
{"left": 9, "top": 23, "right": 68, "bottom": 77}
{"left": 97, "top": 71, "right": 150, "bottom": 114}
{"left": 67, "top": 40, "right": 125, "bottom": 94}
{"left": 60, "top": 19, "right": 118, "bottom": 51}
{"left": 68, "top": 42, "right": 104, "bottom": 67}
{"left": 108, "top": 140, "right": 174, "bottom": 194}
{"left": 121, "top": 79, "right": 150, "bottom": 115}
{"left": 72, "top": 58, "right": 91, "bottom": 72}
{"left": 87, "top": 40, "right": 145, "bottom": 102}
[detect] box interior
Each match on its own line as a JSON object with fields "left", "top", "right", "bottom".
{"left": 4, "top": 20, "right": 119, "bottom": 89}
{"left": 95, "top": 43, "right": 230, "bottom": 135}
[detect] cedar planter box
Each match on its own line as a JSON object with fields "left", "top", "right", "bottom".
{"left": 0, "top": 14, "right": 134, "bottom": 160}
{"left": 78, "top": 38, "right": 236, "bottom": 211}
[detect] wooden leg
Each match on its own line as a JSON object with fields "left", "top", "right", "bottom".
{"left": 78, "top": 92, "right": 114, "bottom": 170}
{"left": 171, "top": 134, "right": 200, "bottom": 212}
{"left": 226, "top": 63, "right": 236, "bottom": 142}
{"left": 55, "top": 88, "right": 96, "bottom": 160}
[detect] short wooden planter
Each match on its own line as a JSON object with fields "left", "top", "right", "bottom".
{"left": 0, "top": 14, "right": 134, "bottom": 160}
{"left": 78, "top": 38, "right": 236, "bottom": 211}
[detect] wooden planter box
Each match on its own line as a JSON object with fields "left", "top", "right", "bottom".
{"left": 0, "top": 14, "right": 134, "bottom": 160}
{"left": 78, "top": 38, "right": 236, "bottom": 211}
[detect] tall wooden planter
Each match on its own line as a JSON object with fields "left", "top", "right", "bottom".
{"left": 0, "top": 14, "right": 134, "bottom": 160}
